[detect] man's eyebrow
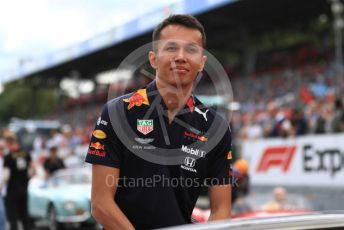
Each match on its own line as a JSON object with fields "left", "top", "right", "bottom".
{"left": 186, "top": 43, "right": 198, "bottom": 47}
{"left": 164, "top": 41, "right": 178, "bottom": 46}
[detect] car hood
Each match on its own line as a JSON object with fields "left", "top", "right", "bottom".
{"left": 31, "top": 184, "right": 91, "bottom": 201}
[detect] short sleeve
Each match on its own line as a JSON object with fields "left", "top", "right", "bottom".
{"left": 85, "top": 103, "right": 124, "bottom": 168}
{"left": 207, "top": 128, "right": 232, "bottom": 185}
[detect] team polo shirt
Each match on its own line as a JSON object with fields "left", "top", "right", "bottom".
{"left": 85, "top": 80, "right": 232, "bottom": 229}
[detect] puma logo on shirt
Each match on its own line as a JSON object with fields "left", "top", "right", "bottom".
{"left": 195, "top": 107, "right": 209, "bottom": 121}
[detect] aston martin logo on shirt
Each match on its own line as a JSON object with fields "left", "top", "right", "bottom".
{"left": 134, "top": 137, "right": 154, "bottom": 144}
{"left": 137, "top": 119, "right": 154, "bottom": 135}
{"left": 123, "top": 89, "right": 149, "bottom": 110}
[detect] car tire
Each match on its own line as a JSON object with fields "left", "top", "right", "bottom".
{"left": 81, "top": 222, "right": 97, "bottom": 229}
{"left": 48, "top": 205, "right": 64, "bottom": 230}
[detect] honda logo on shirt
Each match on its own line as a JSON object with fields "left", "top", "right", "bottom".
{"left": 257, "top": 146, "right": 296, "bottom": 172}
{"left": 184, "top": 157, "right": 196, "bottom": 167}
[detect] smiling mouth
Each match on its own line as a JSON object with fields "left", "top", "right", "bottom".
{"left": 170, "top": 67, "right": 189, "bottom": 74}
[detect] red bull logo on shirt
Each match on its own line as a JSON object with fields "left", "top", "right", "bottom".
{"left": 137, "top": 119, "right": 154, "bottom": 135}
{"left": 184, "top": 131, "right": 208, "bottom": 142}
{"left": 123, "top": 89, "right": 149, "bottom": 110}
{"left": 90, "top": 142, "right": 105, "bottom": 150}
{"left": 88, "top": 142, "right": 106, "bottom": 157}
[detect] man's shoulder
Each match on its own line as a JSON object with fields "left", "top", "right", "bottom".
{"left": 193, "top": 96, "right": 229, "bottom": 126}
{"left": 106, "top": 87, "right": 150, "bottom": 111}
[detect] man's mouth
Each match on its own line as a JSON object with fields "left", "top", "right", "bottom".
{"left": 170, "top": 66, "right": 189, "bottom": 75}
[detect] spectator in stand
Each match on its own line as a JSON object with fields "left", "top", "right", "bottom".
{"left": 290, "top": 108, "right": 309, "bottom": 136}
{"left": 43, "top": 146, "right": 65, "bottom": 177}
{"left": 331, "top": 98, "right": 343, "bottom": 133}
{"left": 239, "top": 113, "right": 263, "bottom": 139}
{"left": 340, "top": 112, "right": 344, "bottom": 132}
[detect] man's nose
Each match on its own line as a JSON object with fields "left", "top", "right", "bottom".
{"left": 174, "top": 48, "right": 186, "bottom": 62}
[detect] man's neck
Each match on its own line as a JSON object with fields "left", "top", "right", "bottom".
{"left": 156, "top": 79, "right": 193, "bottom": 123}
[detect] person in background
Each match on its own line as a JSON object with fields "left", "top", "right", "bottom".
{"left": 331, "top": 98, "right": 343, "bottom": 133}
{"left": 43, "top": 146, "right": 65, "bottom": 177}
{"left": 340, "top": 112, "right": 344, "bottom": 132}
{"left": 0, "top": 139, "right": 9, "bottom": 230}
{"left": 4, "top": 134, "right": 32, "bottom": 230}
{"left": 232, "top": 159, "right": 250, "bottom": 204}
{"left": 263, "top": 186, "right": 294, "bottom": 211}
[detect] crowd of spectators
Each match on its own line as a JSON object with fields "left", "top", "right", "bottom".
{"left": 231, "top": 62, "right": 344, "bottom": 139}
{"left": 53, "top": 57, "right": 344, "bottom": 141}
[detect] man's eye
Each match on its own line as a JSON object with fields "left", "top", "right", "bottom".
{"left": 186, "top": 46, "right": 198, "bottom": 53}
{"left": 166, "top": 46, "right": 177, "bottom": 51}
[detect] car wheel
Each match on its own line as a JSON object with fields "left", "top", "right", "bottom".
{"left": 48, "top": 205, "right": 64, "bottom": 230}
{"left": 81, "top": 222, "right": 97, "bottom": 229}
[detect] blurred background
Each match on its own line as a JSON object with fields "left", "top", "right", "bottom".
{"left": 0, "top": 0, "right": 344, "bottom": 229}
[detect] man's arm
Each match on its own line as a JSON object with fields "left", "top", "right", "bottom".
{"left": 208, "top": 185, "right": 231, "bottom": 221}
{"left": 0, "top": 167, "right": 10, "bottom": 190}
{"left": 91, "top": 164, "right": 135, "bottom": 230}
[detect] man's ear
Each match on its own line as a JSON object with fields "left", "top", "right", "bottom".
{"left": 149, "top": 51, "right": 158, "bottom": 70}
{"left": 199, "top": 55, "right": 207, "bottom": 71}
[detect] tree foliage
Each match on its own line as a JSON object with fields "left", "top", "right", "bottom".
{"left": 0, "top": 81, "right": 58, "bottom": 123}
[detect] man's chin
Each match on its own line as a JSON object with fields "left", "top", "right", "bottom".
{"left": 165, "top": 78, "right": 193, "bottom": 87}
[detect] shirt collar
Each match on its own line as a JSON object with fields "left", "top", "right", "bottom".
{"left": 145, "top": 80, "right": 196, "bottom": 121}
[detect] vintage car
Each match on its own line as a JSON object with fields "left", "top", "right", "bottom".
{"left": 28, "top": 167, "right": 96, "bottom": 230}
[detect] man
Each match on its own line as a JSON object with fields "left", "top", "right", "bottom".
{"left": 263, "top": 187, "right": 294, "bottom": 211}
{"left": 4, "top": 134, "right": 32, "bottom": 230}
{"left": 86, "top": 14, "right": 232, "bottom": 229}
{"left": 43, "top": 146, "right": 65, "bottom": 176}
{"left": 0, "top": 139, "right": 8, "bottom": 230}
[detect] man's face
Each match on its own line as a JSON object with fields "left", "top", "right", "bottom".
{"left": 149, "top": 25, "right": 207, "bottom": 88}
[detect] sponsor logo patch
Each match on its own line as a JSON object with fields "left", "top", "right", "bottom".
{"left": 123, "top": 89, "right": 149, "bottom": 110}
{"left": 135, "top": 137, "right": 154, "bottom": 144}
{"left": 97, "top": 117, "right": 108, "bottom": 126}
{"left": 184, "top": 131, "right": 208, "bottom": 142}
{"left": 90, "top": 142, "right": 105, "bottom": 150}
{"left": 92, "top": 130, "right": 107, "bottom": 139}
{"left": 88, "top": 142, "right": 106, "bottom": 157}
{"left": 181, "top": 157, "right": 197, "bottom": 173}
{"left": 181, "top": 145, "right": 206, "bottom": 158}
{"left": 195, "top": 107, "right": 209, "bottom": 121}
{"left": 137, "top": 119, "right": 153, "bottom": 135}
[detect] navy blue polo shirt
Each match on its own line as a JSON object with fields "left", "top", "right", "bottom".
{"left": 85, "top": 80, "right": 232, "bottom": 229}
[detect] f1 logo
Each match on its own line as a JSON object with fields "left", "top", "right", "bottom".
{"left": 184, "top": 157, "right": 196, "bottom": 167}
{"left": 257, "top": 146, "right": 296, "bottom": 172}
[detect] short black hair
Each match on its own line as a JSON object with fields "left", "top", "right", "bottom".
{"left": 152, "top": 14, "right": 206, "bottom": 49}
